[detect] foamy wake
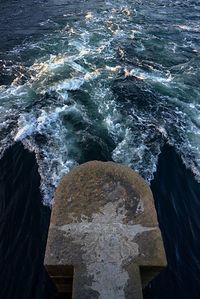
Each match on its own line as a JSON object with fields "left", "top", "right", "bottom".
{"left": 0, "top": 0, "right": 200, "bottom": 205}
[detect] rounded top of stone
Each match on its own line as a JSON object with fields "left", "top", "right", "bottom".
{"left": 52, "top": 161, "right": 158, "bottom": 227}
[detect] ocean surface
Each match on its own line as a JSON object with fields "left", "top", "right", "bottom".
{"left": 0, "top": 0, "right": 200, "bottom": 298}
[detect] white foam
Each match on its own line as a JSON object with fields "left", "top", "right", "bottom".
{"left": 50, "top": 78, "right": 84, "bottom": 92}
{"left": 0, "top": 0, "right": 200, "bottom": 207}
{"left": 14, "top": 120, "right": 36, "bottom": 141}
{"left": 129, "top": 68, "right": 173, "bottom": 83}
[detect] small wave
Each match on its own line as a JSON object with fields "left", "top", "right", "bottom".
{"left": 0, "top": 0, "right": 200, "bottom": 206}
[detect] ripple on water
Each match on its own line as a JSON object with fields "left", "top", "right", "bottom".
{"left": 0, "top": 0, "right": 200, "bottom": 205}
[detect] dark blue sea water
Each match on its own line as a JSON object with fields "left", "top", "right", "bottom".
{"left": 0, "top": 143, "right": 52, "bottom": 299}
{"left": 0, "top": 0, "right": 200, "bottom": 298}
{"left": 146, "top": 144, "right": 200, "bottom": 299}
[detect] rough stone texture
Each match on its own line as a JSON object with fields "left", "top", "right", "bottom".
{"left": 45, "top": 161, "right": 166, "bottom": 299}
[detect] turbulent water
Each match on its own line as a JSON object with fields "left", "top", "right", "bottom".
{"left": 0, "top": 0, "right": 200, "bottom": 205}
{"left": 1, "top": 1, "right": 200, "bottom": 299}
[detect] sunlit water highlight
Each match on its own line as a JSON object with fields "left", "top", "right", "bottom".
{"left": 0, "top": 0, "right": 200, "bottom": 205}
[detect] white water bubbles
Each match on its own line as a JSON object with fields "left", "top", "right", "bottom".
{"left": 0, "top": 0, "right": 200, "bottom": 204}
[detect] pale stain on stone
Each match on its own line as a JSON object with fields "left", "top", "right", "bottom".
{"left": 58, "top": 201, "right": 155, "bottom": 299}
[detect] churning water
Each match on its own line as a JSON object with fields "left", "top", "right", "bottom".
{"left": 1, "top": 1, "right": 200, "bottom": 299}
{"left": 0, "top": 0, "right": 200, "bottom": 205}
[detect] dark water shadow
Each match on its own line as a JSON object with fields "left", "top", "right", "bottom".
{"left": 144, "top": 144, "right": 200, "bottom": 299}
{"left": 0, "top": 142, "right": 56, "bottom": 299}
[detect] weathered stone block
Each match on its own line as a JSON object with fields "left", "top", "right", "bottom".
{"left": 45, "top": 161, "right": 166, "bottom": 299}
